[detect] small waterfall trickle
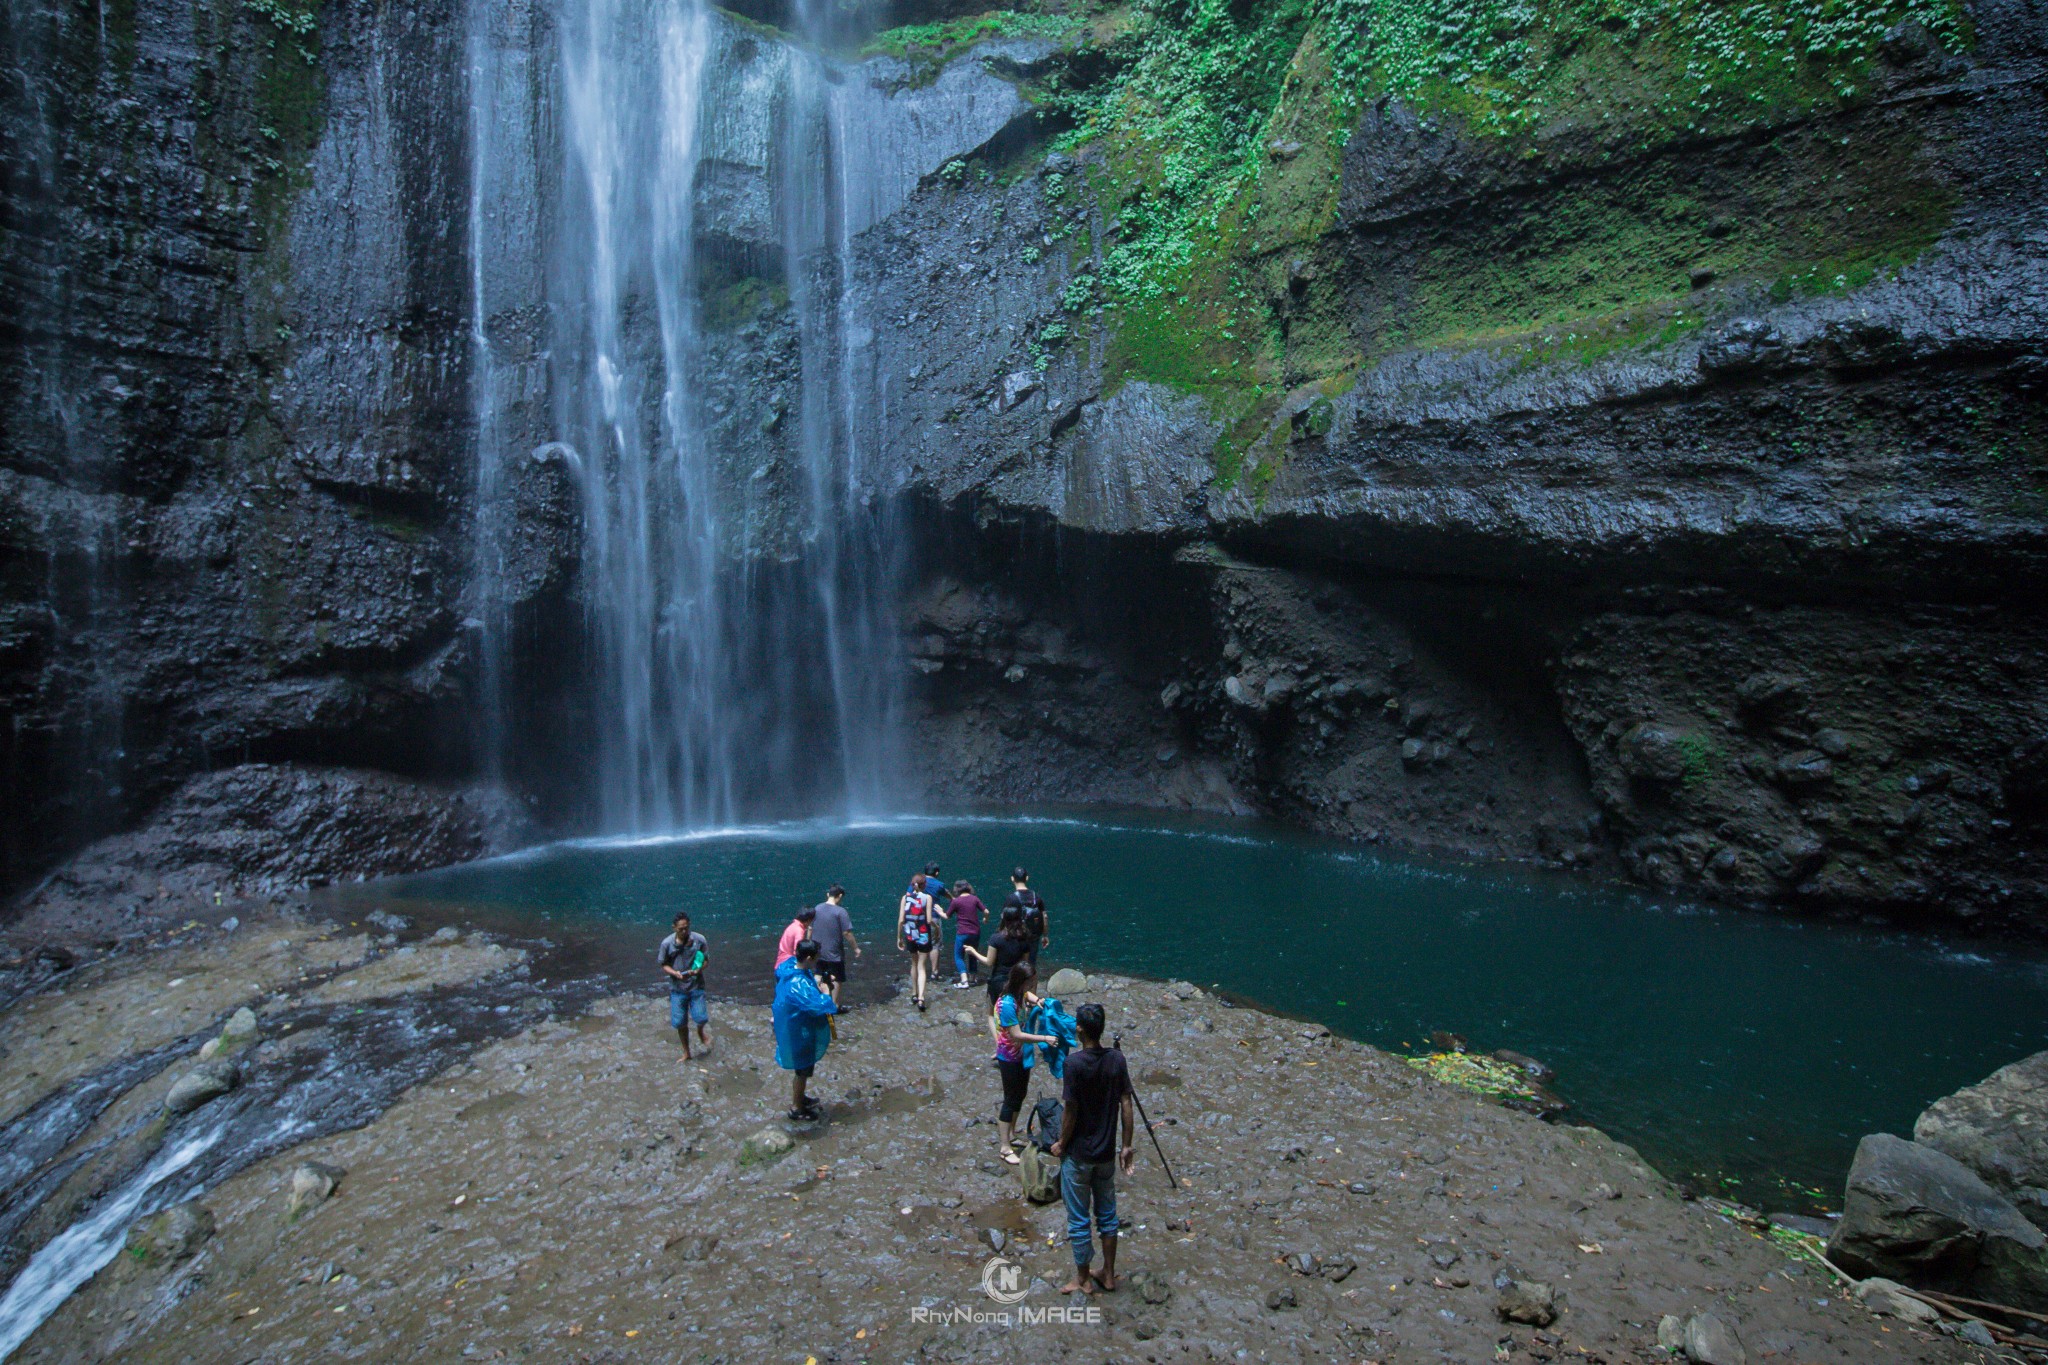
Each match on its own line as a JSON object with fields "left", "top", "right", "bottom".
{"left": 467, "top": 0, "right": 911, "bottom": 832}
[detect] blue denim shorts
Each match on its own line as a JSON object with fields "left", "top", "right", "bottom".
{"left": 669, "top": 986, "right": 707, "bottom": 1028}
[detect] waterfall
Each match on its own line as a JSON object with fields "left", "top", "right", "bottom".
{"left": 467, "top": 0, "right": 905, "bottom": 832}
{"left": 780, "top": 6, "right": 906, "bottom": 821}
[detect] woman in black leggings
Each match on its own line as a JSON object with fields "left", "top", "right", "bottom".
{"left": 989, "top": 962, "right": 1056, "bottom": 1165}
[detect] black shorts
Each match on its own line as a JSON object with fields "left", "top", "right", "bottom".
{"left": 816, "top": 959, "right": 847, "bottom": 984}
{"left": 795, "top": 1065, "right": 814, "bottom": 1080}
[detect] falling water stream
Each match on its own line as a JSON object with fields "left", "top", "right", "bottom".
{"left": 508, "top": 0, "right": 909, "bottom": 832}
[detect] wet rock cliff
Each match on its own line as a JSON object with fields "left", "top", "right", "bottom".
{"left": 0, "top": 0, "right": 577, "bottom": 904}
{"left": 4, "top": 0, "right": 2045, "bottom": 935}
{"left": 856, "top": 0, "right": 2048, "bottom": 929}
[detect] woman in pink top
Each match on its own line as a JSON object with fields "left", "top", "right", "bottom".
{"left": 775, "top": 904, "right": 817, "bottom": 968}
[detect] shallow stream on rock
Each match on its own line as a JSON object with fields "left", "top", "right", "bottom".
{"left": 332, "top": 810, "right": 2048, "bottom": 1210}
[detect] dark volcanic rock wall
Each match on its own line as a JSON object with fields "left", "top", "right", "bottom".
{"left": 0, "top": 0, "right": 573, "bottom": 890}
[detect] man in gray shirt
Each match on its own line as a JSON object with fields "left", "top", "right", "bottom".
{"left": 810, "top": 883, "right": 860, "bottom": 1000}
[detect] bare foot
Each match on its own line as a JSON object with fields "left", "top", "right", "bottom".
{"left": 1094, "top": 1270, "right": 1119, "bottom": 1292}
{"left": 1056, "top": 1273, "right": 1098, "bottom": 1295}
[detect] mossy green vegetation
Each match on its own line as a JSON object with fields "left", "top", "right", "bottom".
{"left": 861, "top": 9, "right": 1080, "bottom": 83}
{"left": 701, "top": 274, "right": 790, "bottom": 332}
{"left": 1387, "top": 124, "right": 1955, "bottom": 354}
{"left": 1010, "top": 0, "right": 1968, "bottom": 489}
{"left": 1314, "top": 0, "right": 1968, "bottom": 138}
{"left": 1403, "top": 1049, "right": 1547, "bottom": 1104}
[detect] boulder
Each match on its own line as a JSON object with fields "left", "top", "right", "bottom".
{"left": 1616, "top": 723, "right": 1690, "bottom": 782}
{"left": 126, "top": 1201, "right": 215, "bottom": 1264}
{"left": 217, "top": 1005, "right": 259, "bottom": 1053}
{"left": 1851, "top": 1277, "right": 1942, "bottom": 1324}
{"left": 1657, "top": 1315, "right": 1686, "bottom": 1352}
{"left": 1044, "top": 968, "right": 1088, "bottom": 996}
{"left": 1681, "top": 1312, "right": 1747, "bottom": 1365}
{"left": 1828, "top": 1133, "right": 2048, "bottom": 1308}
{"left": 740, "top": 1127, "right": 796, "bottom": 1165}
{"left": 287, "top": 1161, "right": 347, "bottom": 1219}
{"left": 164, "top": 1058, "right": 240, "bottom": 1116}
{"left": 1495, "top": 1279, "right": 1558, "bottom": 1326}
{"left": 1915, "top": 1050, "right": 2048, "bottom": 1229}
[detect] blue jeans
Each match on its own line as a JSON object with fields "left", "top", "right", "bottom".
{"left": 954, "top": 930, "right": 980, "bottom": 978}
{"left": 669, "top": 986, "right": 707, "bottom": 1029}
{"left": 1060, "top": 1157, "right": 1118, "bottom": 1268}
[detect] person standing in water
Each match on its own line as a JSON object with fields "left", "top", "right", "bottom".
{"left": 991, "top": 962, "right": 1057, "bottom": 1165}
{"left": 772, "top": 938, "right": 837, "bottom": 1121}
{"left": 1051, "top": 1001, "right": 1135, "bottom": 1293}
{"left": 659, "top": 911, "right": 711, "bottom": 1062}
{"left": 948, "top": 879, "right": 986, "bottom": 989}
{"left": 810, "top": 883, "right": 859, "bottom": 1002}
{"left": 897, "top": 873, "right": 945, "bottom": 1011}
{"left": 1005, "top": 867, "right": 1050, "bottom": 973}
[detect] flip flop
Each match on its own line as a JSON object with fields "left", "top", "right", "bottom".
{"left": 1000, "top": 1149, "right": 1021, "bottom": 1166}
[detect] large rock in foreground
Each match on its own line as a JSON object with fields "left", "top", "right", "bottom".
{"left": 1916, "top": 1050, "right": 2048, "bottom": 1230}
{"left": 1828, "top": 1133, "right": 2048, "bottom": 1309}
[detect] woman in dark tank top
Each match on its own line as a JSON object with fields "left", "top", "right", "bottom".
{"left": 966, "top": 906, "right": 1031, "bottom": 1011}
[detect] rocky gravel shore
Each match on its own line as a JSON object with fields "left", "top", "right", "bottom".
{"left": 2, "top": 922, "right": 1999, "bottom": 1365}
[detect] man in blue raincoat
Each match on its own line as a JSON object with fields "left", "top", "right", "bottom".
{"left": 774, "top": 938, "right": 839, "bottom": 1121}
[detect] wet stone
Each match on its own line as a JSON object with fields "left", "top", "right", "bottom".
{"left": 164, "top": 1057, "right": 240, "bottom": 1116}
{"left": 126, "top": 1201, "right": 215, "bottom": 1265}
{"left": 287, "top": 1161, "right": 346, "bottom": 1220}
{"left": 740, "top": 1127, "right": 797, "bottom": 1165}
{"left": 1683, "top": 1311, "right": 1748, "bottom": 1365}
{"left": 1496, "top": 1279, "right": 1558, "bottom": 1326}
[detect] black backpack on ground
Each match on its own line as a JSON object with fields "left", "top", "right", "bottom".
{"left": 1025, "top": 1096, "right": 1062, "bottom": 1152}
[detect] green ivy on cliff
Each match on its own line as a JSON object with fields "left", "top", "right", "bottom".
{"left": 1313, "top": 0, "right": 1969, "bottom": 136}
{"left": 994, "top": 0, "right": 1970, "bottom": 492}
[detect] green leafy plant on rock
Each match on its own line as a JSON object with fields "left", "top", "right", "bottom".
{"left": 1016, "top": 0, "right": 1969, "bottom": 484}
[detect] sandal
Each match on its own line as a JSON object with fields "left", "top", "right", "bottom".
{"left": 1000, "top": 1149, "right": 1021, "bottom": 1166}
